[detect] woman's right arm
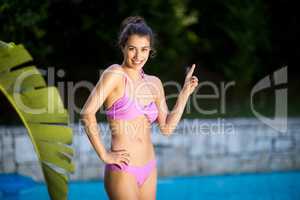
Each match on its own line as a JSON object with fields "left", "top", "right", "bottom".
{"left": 80, "top": 65, "right": 130, "bottom": 166}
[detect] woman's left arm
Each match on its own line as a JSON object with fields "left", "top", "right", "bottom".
{"left": 155, "top": 64, "right": 198, "bottom": 136}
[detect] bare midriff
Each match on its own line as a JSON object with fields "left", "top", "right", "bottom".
{"left": 107, "top": 115, "right": 155, "bottom": 166}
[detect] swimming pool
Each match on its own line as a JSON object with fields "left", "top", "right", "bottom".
{"left": 1, "top": 171, "right": 300, "bottom": 200}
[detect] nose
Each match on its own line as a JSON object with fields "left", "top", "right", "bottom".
{"left": 133, "top": 49, "right": 143, "bottom": 60}
{"left": 133, "top": 50, "right": 139, "bottom": 59}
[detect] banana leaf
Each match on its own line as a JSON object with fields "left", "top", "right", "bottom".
{"left": 0, "top": 41, "right": 74, "bottom": 200}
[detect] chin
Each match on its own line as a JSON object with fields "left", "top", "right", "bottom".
{"left": 129, "top": 62, "right": 145, "bottom": 70}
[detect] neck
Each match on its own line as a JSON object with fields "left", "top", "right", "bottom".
{"left": 121, "top": 64, "right": 143, "bottom": 81}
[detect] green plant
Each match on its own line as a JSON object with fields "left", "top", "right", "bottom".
{"left": 0, "top": 41, "right": 74, "bottom": 200}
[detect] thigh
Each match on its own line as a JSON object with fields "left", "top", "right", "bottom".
{"left": 104, "top": 169, "right": 139, "bottom": 200}
{"left": 139, "top": 167, "right": 157, "bottom": 200}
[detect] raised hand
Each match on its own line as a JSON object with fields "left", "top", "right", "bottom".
{"left": 183, "top": 64, "right": 199, "bottom": 95}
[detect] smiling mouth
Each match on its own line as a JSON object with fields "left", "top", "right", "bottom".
{"left": 132, "top": 60, "right": 143, "bottom": 64}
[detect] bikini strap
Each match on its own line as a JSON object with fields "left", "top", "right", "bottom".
{"left": 140, "top": 68, "right": 145, "bottom": 79}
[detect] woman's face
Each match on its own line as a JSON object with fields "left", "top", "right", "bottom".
{"left": 122, "top": 34, "right": 151, "bottom": 70}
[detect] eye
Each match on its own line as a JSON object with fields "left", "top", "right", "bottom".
{"left": 142, "top": 48, "right": 150, "bottom": 52}
{"left": 128, "top": 47, "right": 135, "bottom": 51}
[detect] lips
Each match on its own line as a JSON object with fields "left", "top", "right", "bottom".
{"left": 132, "top": 60, "right": 143, "bottom": 65}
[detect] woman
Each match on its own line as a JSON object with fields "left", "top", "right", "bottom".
{"left": 81, "top": 16, "right": 198, "bottom": 200}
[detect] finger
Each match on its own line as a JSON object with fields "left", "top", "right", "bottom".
{"left": 112, "top": 149, "right": 127, "bottom": 152}
{"left": 120, "top": 153, "right": 130, "bottom": 157}
{"left": 191, "top": 77, "right": 198, "bottom": 83}
{"left": 121, "top": 160, "right": 129, "bottom": 166}
{"left": 192, "top": 76, "right": 198, "bottom": 80}
{"left": 192, "top": 82, "right": 198, "bottom": 88}
{"left": 120, "top": 158, "right": 129, "bottom": 166}
{"left": 186, "top": 64, "right": 196, "bottom": 79}
{"left": 191, "top": 78, "right": 198, "bottom": 83}
{"left": 191, "top": 76, "right": 198, "bottom": 80}
{"left": 118, "top": 153, "right": 130, "bottom": 158}
{"left": 121, "top": 157, "right": 130, "bottom": 164}
{"left": 115, "top": 162, "right": 122, "bottom": 169}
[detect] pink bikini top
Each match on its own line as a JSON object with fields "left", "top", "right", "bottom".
{"left": 105, "top": 69, "right": 158, "bottom": 124}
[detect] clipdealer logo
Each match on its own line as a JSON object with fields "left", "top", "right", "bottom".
{"left": 250, "top": 66, "right": 288, "bottom": 133}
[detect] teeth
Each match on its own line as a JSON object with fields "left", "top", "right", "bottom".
{"left": 133, "top": 61, "right": 142, "bottom": 64}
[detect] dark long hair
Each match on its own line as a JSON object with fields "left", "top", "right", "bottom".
{"left": 118, "top": 16, "right": 156, "bottom": 57}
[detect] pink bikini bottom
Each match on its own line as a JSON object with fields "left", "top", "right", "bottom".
{"left": 105, "top": 159, "right": 157, "bottom": 187}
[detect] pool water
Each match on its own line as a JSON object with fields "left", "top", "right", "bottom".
{"left": 1, "top": 171, "right": 300, "bottom": 200}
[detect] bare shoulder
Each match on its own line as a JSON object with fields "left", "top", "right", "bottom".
{"left": 100, "top": 64, "right": 124, "bottom": 82}
{"left": 144, "top": 74, "right": 162, "bottom": 87}
{"left": 103, "top": 64, "right": 124, "bottom": 76}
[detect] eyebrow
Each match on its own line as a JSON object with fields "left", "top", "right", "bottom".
{"left": 127, "top": 45, "right": 151, "bottom": 49}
